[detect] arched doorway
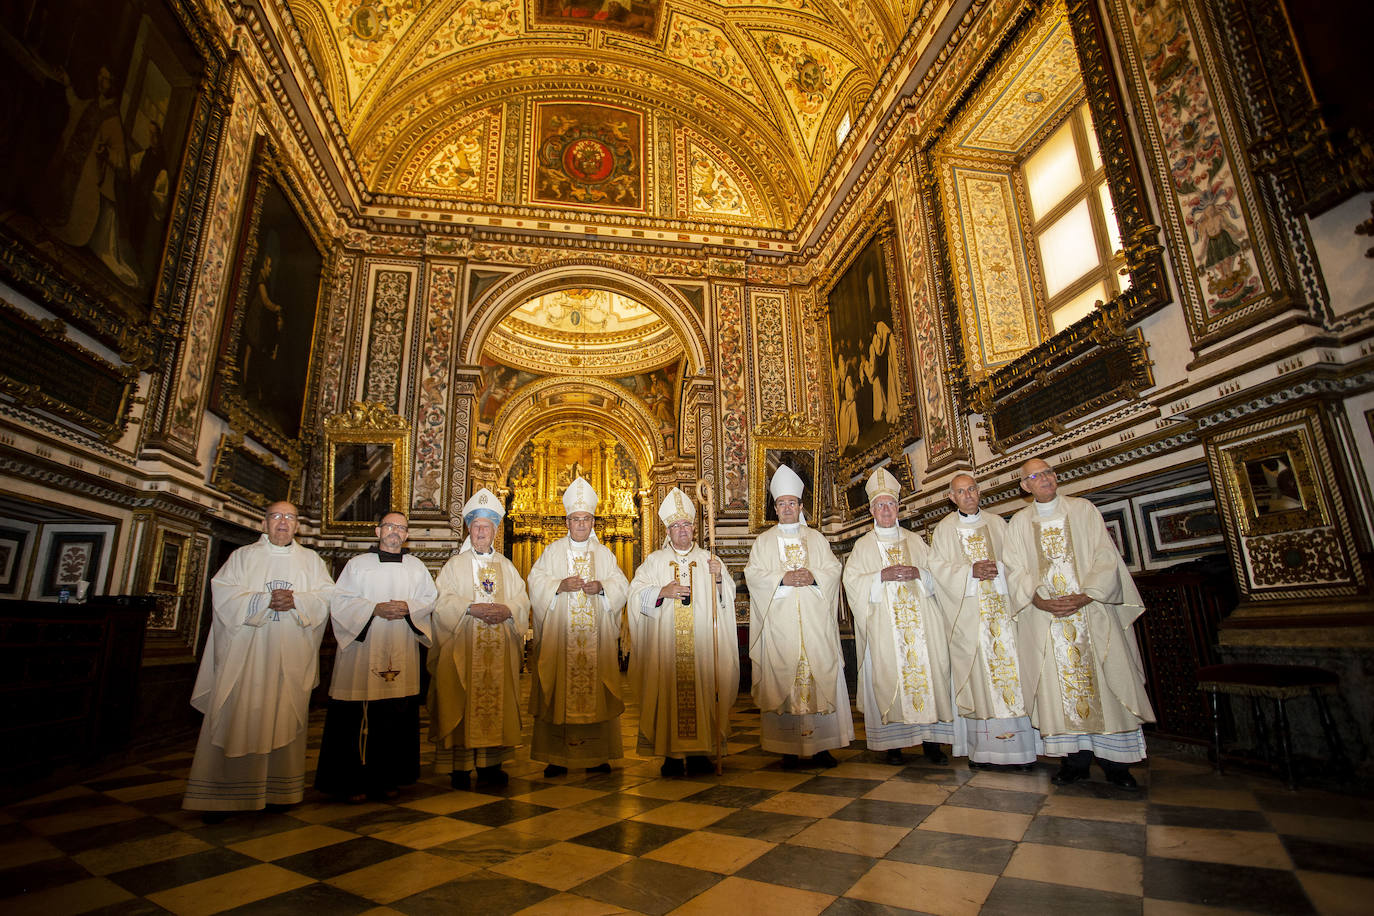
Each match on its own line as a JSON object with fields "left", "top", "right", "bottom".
{"left": 459, "top": 265, "right": 713, "bottom": 582}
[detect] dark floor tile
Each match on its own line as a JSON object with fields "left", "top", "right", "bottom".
{"left": 85, "top": 898, "right": 172, "bottom": 915}
{"left": 706, "top": 808, "right": 815, "bottom": 842}
{"left": 218, "top": 881, "right": 375, "bottom": 915}
{"left": 1282, "top": 834, "right": 1374, "bottom": 879}
{"left": 789, "top": 776, "right": 881, "bottom": 798}
{"left": 571, "top": 771, "right": 656, "bottom": 792}
{"left": 572, "top": 793, "right": 666, "bottom": 818}
{"left": 144, "top": 755, "right": 194, "bottom": 772}
{"left": 0, "top": 821, "right": 31, "bottom": 844}
{"left": 10, "top": 792, "right": 113, "bottom": 821}
{"left": 448, "top": 799, "right": 553, "bottom": 828}
{"left": 324, "top": 804, "right": 434, "bottom": 835}
{"left": 981, "top": 877, "right": 1140, "bottom": 916}
{"left": 85, "top": 772, "right": 172, "bottom": 792}
{"left": 944, "top": 785, "right": 1045, "bottom": 816}
{"left": 684, "top": 785, "right": 777, "bottom": 808}
{"left": 892, "top": 767, "right": 972, "bottom": 787}
{"left": 886, "top": 830, "right": 1015, "bottom": 875}
{"left": 1022, "top": 815, "right": 1145, "bottom": 857}
{"left": 1147, "top": 803, "right": 1270, "bottom": 831}
{"left": 393, "top": 869, "right": 557, "bottom": 916}
{"left": 823, "top": 899, "right": 925, "bottom": 916}
{"left": 1255, "top": 789, "right": 1374, "bottom": 821}
{"left": 272, "top": 836, "right": 409, "bottom": 880}
{"left": 830, "top": 798, "right": 934, "bottom": 828}
{"left": 737, "top": 844, "right": 875, "bottom": 895}
{"left": 569, "top": 819, "right": 689, "bottom": 856}
{"left": 426, "top": 827, "right": 554, "bottom": 867}
{"left": 49, "top": 815, "right": 181, "bottom": 856}
{"left": 1143, "top": 856, "right": 1316, "bottom": 914}
{"left": 462, "top": 777, "right": 541, "bottom": 799}
{"left": 0, "top": 855, "right": 92, "bottom": 897}
{"left": 574, "top": 858, "right": 721, "bottom": 916}
{"left": 1050, "top": 778, "right": 1144, "bottom": 800}
{"left": 106, "top": 847, "right": 259, "bottom": 896}
{"left": 189, "top": 812, "right": 310, "bottom": 845}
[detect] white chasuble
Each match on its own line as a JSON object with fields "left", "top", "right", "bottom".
{"left": 1034, "top": 516, "right": 1105, "bottom": 733}
{"left": 956, "top": 525, "right": 1025, "bottom": 720}
{"left": 564, "top": 546, "right": 600, "bottom": 721}
{"left": 468, "top": 556, "right": 507, "bottom": 745}
{"left": 778, "top": 534, "right": 820, "bottom": 714}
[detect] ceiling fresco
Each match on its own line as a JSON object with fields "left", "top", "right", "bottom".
{"left": 283, "top": 0, "right": 911, "bottom": 229}
{"left": 482, "top": 288, "right": 684, "bottom": 374}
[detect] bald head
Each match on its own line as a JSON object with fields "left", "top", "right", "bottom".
{"left": 1019, "top": 458, "right": 1058, "bottom": 503}
{"left": 948, "top": 474, "right": 980, "bottom": 514}
{"left": 264, "top": 501, "right": 299, "bottom": 545}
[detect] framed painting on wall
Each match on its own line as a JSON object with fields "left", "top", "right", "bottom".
{"left": 0, "top": 0, "right": 215, "bottom": 356}
{"left": 211, "top": 146, "right": 327, "bottom": 460}
{"left": 822, "top": 215, "right": 918, "bottom": 479}
{"left": 0, "top": 522, "right": 38, "bottom": 598}
{"left": 1138, "top": 483, "right": 1225, "bottom": 566}
{"left": 29, "top": 523, "right": 115, "bottom": 600}
{"left": 749, "top": 414, "right": 823, "bottom": 532}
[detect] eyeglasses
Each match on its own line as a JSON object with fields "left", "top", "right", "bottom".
{"left": 267, "top": 512, "right": 297, "bottom": 521}
{"left": 1023, "top": 470, "right": 1056, "bottom": 482}
{"left": 380, "top": 523, "right": 408, "bottom": 531}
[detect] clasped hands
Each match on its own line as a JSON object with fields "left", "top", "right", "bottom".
{"left": 970, "top": 559, "right": 999, "bottom": 580}
{"left": 268, "top": 588, "right": 297, "bottom": 613}
{"left": 781, "top": 567, "right": 816, "bottom": 587}
{"left": 558, "top": 575, "right": 605, "bottom": 596}
{"left": 468, "top": 601, "right": 512, "bottom": 624}
{"left": 879, "top": 564, "right": 921, "bottom": 583}
{"left": 372, "top": 599, "right": 410, "bottom": 621}
{"left": 1032, "top": 592, "right": 1092, "bottom": 618}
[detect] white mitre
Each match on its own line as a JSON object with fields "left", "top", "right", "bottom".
{"left": 658, "top": 487, "right": 696, "bottom": 527}
{"left": 562, "top": 475, "right": 599, "bottom": 515}
{"left": 769, "top": 464, "right": 805, "bottom": 500}
{"left": 462, "top": 487, "right": 504, "bottom": 524}
{"left": 865, "top": 466, "right": 901, "bottom": 503}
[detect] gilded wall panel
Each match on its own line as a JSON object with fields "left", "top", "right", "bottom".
{"left": 1109, "top": 0, "right": 1277, "bottom": 339}
{"left": 361, "top": 264, "right": 416, "bottom": 410}
{"left": 748, "top": 288, "right": 790, "bottom": 421}
{"left": 316, "top": 254, "right": 359, "bottom": 420}
{"left": 715, "top": 284, "right": 750, "bottom": 509}
{"left": 675, "top": 129, "right": 766, "bottom": 225}
{"left": 413, "top": 263, "right": 459, "bottom": 511}
{"left": 165, "top": 69, "right": 259, "bottom": 451}
{"left": 944, "top": 166, "right": 1039, "bottom": 373}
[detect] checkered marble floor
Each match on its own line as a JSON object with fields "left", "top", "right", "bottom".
{"left": 3, "top": 674, "right": 1372, "bottom": 916}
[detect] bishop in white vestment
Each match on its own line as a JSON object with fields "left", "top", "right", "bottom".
{"left": 316, "top": 511, "right": 436, "bottom": 801}
{"left": 183, "top": 503, "right": 334, "bottom": 815}
{"left": 842, "top": 467, "right": 953, "bottom": 765}
{"left": 628, "top": 487, "right": 739, "bottom": 776}
{"left": 527, "top": 476, "right": 631, "bottom": 776}
{"left": 430, "top": 489, "right": 531, "bottom": 789}
{"left": 930, "top": 474, "right": 1042, "bottom": 769}
{"left": 1004, "top": 458, "right": 1156, "bottom": 789}
{"left": 744, "top": 465, "right": 853, "bottom": 768}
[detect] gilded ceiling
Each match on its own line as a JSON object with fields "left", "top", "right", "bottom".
{"left": 282, "top": 0, "right": 913, "bottom": 229}
{"left": 483, "top": 288, "right": 683, "bottom": 374}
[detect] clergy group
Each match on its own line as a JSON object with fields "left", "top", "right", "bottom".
{"left": 181, "top": 457, "right": 1155, "bottom": 817}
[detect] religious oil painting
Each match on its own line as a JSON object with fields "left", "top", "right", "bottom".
{"left": 0, "top": 0, "right": 205, "bottom": 330}
{"left": 532, "top": 102, "right": 644, "bottom": 211}
{"left": 151, "top": 529, "right": 187, "bottom": 592}
{"left": 534, "top": 0, "right": 661, "bottom": 39}
{"left": 1226, "top": 431, "right": 1327, "bottom": 537}
{"left": 213, "top": 151, "right": 326, "bottom": 452}
{"left": 475, "top": 358, "right": 542, "bottom": 424}
{"left": 825, "top": 227, "right": 915, "bottom": 473}
{"left": 613, "top": 361, "right": 680, "bottom": 450}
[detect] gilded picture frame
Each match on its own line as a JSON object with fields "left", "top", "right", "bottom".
{"left": 322, "top": 402, "right": 413, "bottom": 537}
{"left": 1225, "top": 431, "right": 1327, "bottom": 538}
{"left": 749, "top": 414, "right": 824, "bottom": 533}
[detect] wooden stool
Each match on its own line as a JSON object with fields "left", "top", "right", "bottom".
{"left": 1196, "top": 663, "right": 1348, "bottom": 789}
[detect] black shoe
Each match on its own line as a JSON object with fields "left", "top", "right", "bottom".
{"left": 812, "top": 750, "right": 839, "bottom": 768}
{"left": 476, "top": 765, "right": 509, "bottom": 787}
{"left": 544, "top": 764, "right": 568, "bottom": 778}
{"left": 781, "top": 754, "right": 801, "bottom": 770}
{"left": 588, "top": 762, "right": 612, "bottom": 774}
{"left": 200, "top": 812, "right": 230, "bottom": 824}
{"left": 660, "top": 757, "right": 686, "bottom": 778}
{"left": 264, "top": 802, "right": 294, "bottom": 813}
{"left": 884, "top": 748, "right": 906, "bottom": 765}
{"left": 1102, "top": 767, "right": 1140, "bottom": 791}
{"left": 1051, "top": 762, "right": 1090, "bottom": 785}
{"left": 450, "top": 770, "right": 471, "bottom": 790}
{"left": 922, "top": 742, "right": 949, "bottom": 765}
{"left": 685, "top": 755, "right": 715, "bottom": 775}
{"left": 967, "top": 759, "right": 992, "bottom": 770}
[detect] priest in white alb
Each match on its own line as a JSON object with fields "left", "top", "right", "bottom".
{"left": 316, "top": 511, "right": 436, "bottom": 802}
{"left": 930, "top": 474, "right": 1041, "bottom": 770}
{"left": 183, "top": 502, "right": 334, "bottom": 817}
{"left": 429, "top": 489, "right": 531, "bottom": 789}
{"left": 1004, "top": 457, "right": 1155, "bottom": 789}
{"left": 842, "top": 466, "right": 953, "bottom": 765}
{"left": 527, "top": 476, "right": 631, "bottom": 777}
{"left": 627, "top": 487, "right": 739, "bottom": 777}
{"left": 744, "top": 465, "right": 853, "bottom": 769}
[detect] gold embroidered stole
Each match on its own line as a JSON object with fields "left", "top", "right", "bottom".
{"left": 956, "top": 524, "right": 1024, "bottom": 718}
{"left": 669, "top": 555, "right": 698, "bottom": 739}
{"left": 1034, "top": 515, "right": 1104, "bottom": 731}
{"left": 880, "top": 537, "right": 935, "bottom": 720}
{"left": 468, "top": 554, "right": 505, "bottom": 745}
{"left": 777, "top": 533, "right": 817, "bottom": 714}
{"left": 564, "top": 545, "right": 598, "bottom": 720}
